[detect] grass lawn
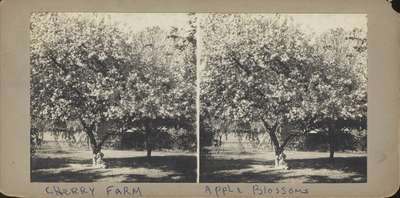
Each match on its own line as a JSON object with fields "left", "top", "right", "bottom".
{"left": 200, "top": 149, "right": 366, "bottom": 183}
{"left": 31, "top": 146, "right": 197, "bottom": 183}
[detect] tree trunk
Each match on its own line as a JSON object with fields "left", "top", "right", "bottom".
{"left": 86, "top": 130, "right": 99, "bottom": 154}
{"left": 328, "top": 123, "right": 336, "bottom": 160}
{"left": 269, "top": 128, "right": 281, "bottom": 167}
{"left": 87, "top": 136, "right": 90, "bottom": 150}
{"left": 147, "top": 146, "right": 152, "bottom": 158}
{"left": 145, "top": 126, "right": 153, "bottom": 159}
{"left": 87, "top": 133, "right": 101, "bottom": 166}
{"left": 261, "top": 120, "right": 286, "bottom": 168}
{"left": 274, "top": 154, "right": 279, "bottom": 166}
{"left": 79, "top": 119, "right": 106, "bottom": 167}
{"left": 83, "top": 125, "right": 103, "bottom": 167}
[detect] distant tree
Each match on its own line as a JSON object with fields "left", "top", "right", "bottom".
{"left": 311, "top": 27, "right": 367, "bottom": 159}
{"left": 118, "top": 13, "right": 197, "bottom": 158}
{"left": 118, "top": 22, "right": 196, "bottom": 158}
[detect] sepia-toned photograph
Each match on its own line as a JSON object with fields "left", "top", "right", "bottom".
{"left": 30, "top": 13, "right": 197, "bottom": 183}
{"left": 30, "top": 12, "right": 369, "bottom": 184}
{"left": 199, "top": 14, "right": 367, "bottom": 183}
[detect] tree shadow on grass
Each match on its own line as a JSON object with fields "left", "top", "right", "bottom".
{"left": 200, "top": 157, "right": 277, "bottom": 183}
{"left": 287, "top": 156, "right": 366, "bottom": 175}
{"left": 32, "top": 169, "right": 125, "bottom": 182}
{"left": 31, "top": 157, "right": 92, "bottom": 170}
{"left": 200, "top": 155, "right": 366, "bottom": 183}
{"left": 31, "top": 155, "right": 196, "bottom": 183}
{"left": 202, "top": 169, "right": 307, "bottom": 183}
{"left": 106, "top": 155, "right": 197, "bottom": 183}
{"left": 287, "top": 156, "right": 367, "bottom": 183}
{"left": 304, "top": 174, "right": 366, "bottom": 183}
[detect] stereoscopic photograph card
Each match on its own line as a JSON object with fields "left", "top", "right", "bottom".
{"left": 0, "top": 0, "right": 399, "bottom": 198}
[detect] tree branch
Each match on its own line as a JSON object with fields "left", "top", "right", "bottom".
{"left": 97, "top": 131, "right": 121, "bottom": 148}
{"left": 229, "top": 55, "right": 273, "bottom": 107}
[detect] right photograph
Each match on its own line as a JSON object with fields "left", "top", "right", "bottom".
{"left": 199, "top": 14, "right": 367, "bottom": 183}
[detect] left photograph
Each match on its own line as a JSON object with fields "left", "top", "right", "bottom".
{"left": 30, "top": 13, "right": 197, "bottom": 182}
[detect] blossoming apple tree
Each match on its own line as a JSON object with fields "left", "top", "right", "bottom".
{"left": 200, "top": 14, "right": 367, "bottom": 167}
{"left": 30, "top": 13, "right": 196, "bottom": 164}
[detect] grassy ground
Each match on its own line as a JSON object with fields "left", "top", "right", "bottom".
{"left": 31, "top": 146, "right": 196, "bottom": 183}
{"left": 200, "top": 148, "right": 366, "bottom": 183}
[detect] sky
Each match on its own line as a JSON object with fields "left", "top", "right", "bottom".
{"left": 105, "top": 13, "right": 191, "bottom": 32}
{"left": 288, "top": 14, "right": 367, "bottom": 34}
{"left": 68, "top": 13, "right": 366, "bottom": 35}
